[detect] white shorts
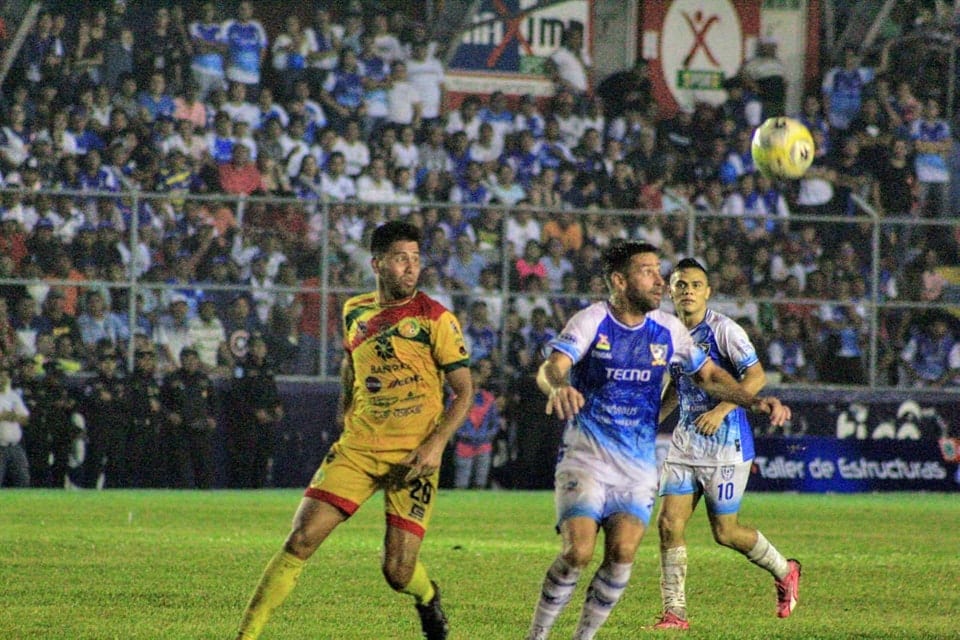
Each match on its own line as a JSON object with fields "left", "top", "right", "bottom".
{"left": 658, "top": 460, "right": 752, "bottom": 516}
{"left": 554, "top": 464, "right": 658, "bottom": 528}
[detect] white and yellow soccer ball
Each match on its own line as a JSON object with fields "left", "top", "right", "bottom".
{"left": 751, "top": 116, "right": 815, "bottom": 179}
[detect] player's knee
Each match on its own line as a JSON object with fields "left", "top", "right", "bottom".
{"left": 657, "top": 510, "right": 684, "bottom": 544}
{"left": 561, "top": 543, "right": 594, "bottom": 569}
{"left": 381, "top": 557, "right": 414, "bottom": 591}
{"left": 284, "top": 526, "right": 320, "bottom": 560}
{"left": 709, "top": 520, "right": 739, "bottom": 548}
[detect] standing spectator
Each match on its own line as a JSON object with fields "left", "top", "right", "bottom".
{"left": 821, "top": 45, "right": 883, "bottom": 132}
{"left": 19, "top": 12, "right": 65, "bottom": 94}
{"left": 546, "top": 21, "right": 591, "bottom": 98}
{"left": 22, "top": 361, "right": 79, "bottom": 488}
{"left": 596, "top": 58, "right": 651, "bottom": 120}
{"left": 0, "top": 364, "right": 30, "bottom": 487}
{"left": 134, "top": 5, "right": 189, "bottom": 91}
{"left": 189, "top": 1, "right": 227, "bottom": 100}
{"left": 271, "top": 13, "right": 316, "bottom": 101}
{"left": 76, "top": 290, "right": 129, "bottom": 362}
{"left": 738, "top": 36, "right": 786, "bottom": 117}
{"left": 223, "top": 0, "right": 268, "bottom": 91}
{"left": 766, "top": 316, "right": 809, "bottom": 384}
{"left": 386, "top": 61, "right": 422, "bottom": 130}
{"left": 453, "top": 359, "right": 502, "bottom": 489}
{"left": 305, "top": 3, "right": 342, "bottom": 75}
{"left": 224, "top": 334, "right": 283, "bottom": 488}
{"left": 462, "top": 300, "right": 499, "bottom": 363}
{"left": 321, "top": 48, "right": 366, "bottom": 134}
{"left": 187, "top": 299, "right": 228, "bottom": 375}
{"left": 78, "top": 345, "right": 129, "bottom": 488}
{"left": 910, "top": 98, "right": 952, "bottom": 221}
{"left": 816, "top": 275, "right": 866, "bottom": 384}
{"left": 125, "top": 348, "right": 163, "bottom": 487}
{"left": 405, "top": 39, "right": 445, "bottom": 129}
{"left": 161, "top": 346, "right": 218, "bottom": 488}
{"left": 154, "top": 294, "right": 194, "bottom": 374}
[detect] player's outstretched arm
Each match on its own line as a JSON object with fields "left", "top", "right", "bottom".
{"left": 694, "top": 362, "right": 767, "bottom": 435}
{"left": 536, "top": 352, "right": 584, "bottom": 421}
{"left": 692, "top": 360, "right": 791, "bottom": 427}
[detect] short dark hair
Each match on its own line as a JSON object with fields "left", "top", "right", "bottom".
{"left": 601, "top": 241, "right": 659, "bottom": 282}
{"left": 370, "top": 221, "right": 421, "bottom": 256}
{"left": 673, "top": 257, "right": 708, "bottom": 277}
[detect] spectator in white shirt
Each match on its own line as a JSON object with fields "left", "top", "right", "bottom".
{"left": 546, "top": 21, "right": 592, "bottom": 97}
{"left": 391, "top": 124, "right": 420, "bottom": 169}
{"left": 405, "top": 39, "right": 445, "bottom": 126}
{"left": 356, "top": 157, "right": 396, "bottom": 204}
{"left": 319, "top": 152, "right": 357, "bottom": 201}
{"left": 221, "top": 81, "right": 261, "bottom": 129}
{"left": 445, "top": 95, "right": 482, "bottom": 141}
{"left": 332, "top": 119, "right": 370, "bottom": 177}
{"left": 386, "top": 61, "right": 422, "bottom": 128}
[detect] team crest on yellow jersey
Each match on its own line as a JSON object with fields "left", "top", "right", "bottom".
{"left": 398, "top": 318, "right": 420, "bottom": 338}
{"left": 650, "top": 343, "right": 668, "bottom": 366}
{"left": 595, "top": 333, "right": 611, "bottom": 351}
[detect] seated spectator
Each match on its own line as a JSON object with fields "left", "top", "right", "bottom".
{"left": 332, "top": 119, "right": 370, "bottom": 177}
{"left": 446, "top": 95, "right": 482, "bottom": 141}
{"left": 538, "top": 237, "right": 575, "bottom": 292}
{"left": 217, "top": 143, "right": 264, "bottom": 196}
{"left": 767, "top": 316, "right": 809, "bottom": 384}
{"left": 319, "top": 151, "right": 357, "bottom": 201}
{"left": 356, "top": 157, "right": 396, "bottom": 204}
{"left": 462, "top": 300, "right": 499, "bottom": 363}
{"left": 900, "top": 313, "right": 958, "bottom": 387}
{"left": 444, "top": 234, "right": 487, "bottom": 292}
{"left": 137, "top": 71, "right": 177, "bottom": 123}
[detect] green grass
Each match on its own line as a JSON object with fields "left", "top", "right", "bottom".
{"left": 1, "top": 490, "right": 957, "bottom": 639}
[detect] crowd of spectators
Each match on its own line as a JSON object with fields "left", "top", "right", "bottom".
{"left": 0, "top": 0, "right": 959, "bottom": 470}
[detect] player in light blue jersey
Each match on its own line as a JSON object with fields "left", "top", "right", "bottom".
{"left": 654, "top": 258, "right": 801, "bottom": 631}
{"left": 525, "top": 243, "right": 791, "bottom": 640}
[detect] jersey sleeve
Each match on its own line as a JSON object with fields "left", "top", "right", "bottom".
{"left": 546, "top": 302, "right": 605, "bottom": 365}
{"left": 714, "top": 316, "right": 760, "bottom": 375}
{"left": 433, "top": 308, "right": 470, "bottom": 373}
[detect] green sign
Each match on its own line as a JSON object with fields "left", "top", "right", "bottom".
{"left": 676, "top": 69, "right": 724, "bottom": 90}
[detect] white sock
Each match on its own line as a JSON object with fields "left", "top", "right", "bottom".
{"left": 660, "top": 546, "right": 688, "bottom": 616}
{"left": 572, "top": 561, "right": 632, "bottom": 640}
{"left": 526, "top": 555, "right": 582, "bottom": 640}
{"left": 746, "top": 531, "right": 789, "bottom": 579}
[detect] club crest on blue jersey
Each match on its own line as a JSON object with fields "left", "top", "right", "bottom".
{"left": 649, "top": 343, "right": 668, "bottom": 366}
{"left": 595, "top": 334, "right": 611, "bottom": 350}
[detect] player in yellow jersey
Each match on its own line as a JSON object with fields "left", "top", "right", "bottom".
{"left": 234, "top": 221, "right": 473, "bottom": 640}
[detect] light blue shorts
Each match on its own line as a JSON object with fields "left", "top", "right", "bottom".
{"left": 658, "top": 460, "right": 752, "bottom": 516}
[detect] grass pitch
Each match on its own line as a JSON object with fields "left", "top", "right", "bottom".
{"left": 1, "top": 490, "right": 956, "bottom": 639}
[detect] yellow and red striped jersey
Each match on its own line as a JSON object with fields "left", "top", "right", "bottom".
{"left": 340, "top": 290, "right": 469, "bottom": 451}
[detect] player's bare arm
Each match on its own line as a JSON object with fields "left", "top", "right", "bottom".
{"left": 536, "top": 351, "right": 584, "bottom": 421}
{"left": 401, "top": 365, "right": 473, "bottom": 482}
{"left": 692, "top": 359, "right": 791, "bottom": 427}
{"left": 337, "top": 354, "right": 354, "bottom": 429}
{"left": 694, "top": 362, "right": 767, "bottom": 435}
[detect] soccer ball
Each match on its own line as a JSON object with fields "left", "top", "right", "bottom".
{"left": 751, "top": 117, "right": 815, "bottom": 179}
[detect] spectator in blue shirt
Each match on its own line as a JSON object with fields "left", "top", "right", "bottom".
{"left": 223, "top": 0, "right": 268, "bottom": 90}
{"left": 137, "top": 72, "right": 177, "bottom": 123}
